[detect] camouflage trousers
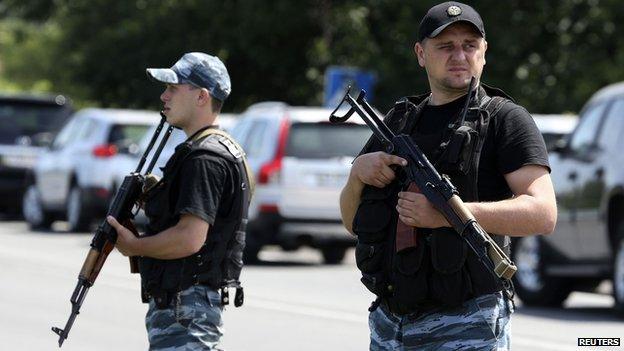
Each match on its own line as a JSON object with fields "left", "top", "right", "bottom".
{"left": 369, "top": 292, "right": 514, "bottom": 351}
{"left": 145, "top": 285, "right": 224, "bottom": 351}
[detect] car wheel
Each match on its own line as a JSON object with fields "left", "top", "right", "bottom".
{"left": 321, "top": 246, "right": 347, "bottom": 265}
{"left": 22, "top": 185, "right": 53, "bottom": 230}
{"left": 67, "top": 185, "right": 91, "bottom": 232}
{"left": 613, "top": 233, "right": 624, "bottom": 315}
{"left": 511, "top": 236, "right": 572, "bottom": 306}
{"left": 243, "top": 233, "right": 262, "bottom": 264}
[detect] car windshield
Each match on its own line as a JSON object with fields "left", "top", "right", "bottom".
{"left": 0, "top": 102, "right": 70, "bottom": 145}
{"left": 285, "top": 122, "right": 371, "bottom": 159}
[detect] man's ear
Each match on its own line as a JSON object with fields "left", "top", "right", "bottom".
{"left": 483, "top": 40, "right": 488, "bottom": 66}
{"left": 197, "top": 88, "right": 211, "bottom": 107}
{"left": 414, "top": 42, "right": 426, "bottom": 67}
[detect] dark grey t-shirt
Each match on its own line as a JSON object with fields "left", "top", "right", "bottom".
{"left": 144, "top": 151, "right": 236, "bottom": 235}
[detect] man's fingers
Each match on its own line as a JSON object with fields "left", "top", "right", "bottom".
{"left": 382, "top": 154, "right": 407, "bottom": 166}
{"left": 106, "top": 216, "right": 122, "bottom": 230}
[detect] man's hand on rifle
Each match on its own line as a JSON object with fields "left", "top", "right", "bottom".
{"left": 107, "top": 216, "right": 140, "bottom": 257}
{"left": 351, "top": 151, "right": 407, "bottom": 188}
{"left": 396, "top": 191, "right": 450, "bottom": 229}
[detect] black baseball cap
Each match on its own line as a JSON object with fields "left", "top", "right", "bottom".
{"left": 418, "top": 2, "right": 485, "bottom": 42}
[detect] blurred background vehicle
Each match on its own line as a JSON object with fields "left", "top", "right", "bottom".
{"left": 22, "top": 108, "right": 159, "bottom": 231}
{"left": 230, "top": 102, "right": 370, "bottom": 264}
{"left": 532, "top": 113, "right": 578, "bottom": 151}
{"left": 511, "top": 81, "right": 624, "bottom": 314}
{"left": 0, "top": 94, "right": 73, "bottom": 217}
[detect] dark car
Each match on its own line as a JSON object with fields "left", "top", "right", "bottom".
{"left": 511, "top": 82, "right": 624, "bottom": 315}
{"left": 0, "top": 94, "right": 73, "bottom": 215}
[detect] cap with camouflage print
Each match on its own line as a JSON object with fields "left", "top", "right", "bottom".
{"left": 147, "top": 52, "right": 231, "bottom": 101}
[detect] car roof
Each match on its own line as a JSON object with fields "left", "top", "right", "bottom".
{"left": 0, "top": 93, "right": 71, "bottom": 107}
{"left": 587, "top": 81, "right": 624, "bottom": 105}
{"left": 243, "top": 102, "right": 366, "bottom": 125}
{"left": 532, "top": 114, "right": 578, "bottom": 134}
{"left": 77, "top": 108, "right": 160, "bottom": 125}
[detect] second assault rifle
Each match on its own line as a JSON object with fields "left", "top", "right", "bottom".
{"left": 329, "top": 87, "right": 517, "bottom": 292}
{"left": 51, "top": 112, "right": 174, "bottom": 347}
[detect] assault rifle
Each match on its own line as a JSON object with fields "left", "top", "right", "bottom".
{"left": 52, "top": 112, "right": 174, "bottom": 347}
{"left": 329, "top": 87, "right": 517, "bottom": 291}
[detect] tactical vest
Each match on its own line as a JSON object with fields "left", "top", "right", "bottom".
{"left": 138, "top": 127, "right": 253, "bottom": 308}
{"left": 353, "top": 85, "right": 512, "bottom": 314}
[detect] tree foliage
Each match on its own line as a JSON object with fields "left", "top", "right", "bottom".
{"left": 1, "top": 0, "right": 623, "bottom": 114}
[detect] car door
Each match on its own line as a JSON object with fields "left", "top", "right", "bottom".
{"left": 576, "top": 98, "right": 624, "bottom": 260}
{"left": 39, "top": 116, "right": 94, "bottom": 205}
{"left": 38, "top": 117, "right": 80, "bottom": 206}
{"left": 547, "top": 100, "right": 610, "bottom": 261}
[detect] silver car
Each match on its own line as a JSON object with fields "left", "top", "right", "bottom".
{"left": 23, "top": 108, "right": 159, "bottom": 231}
{"left": 231, "top": 102, "right": 370, "bottom": 264}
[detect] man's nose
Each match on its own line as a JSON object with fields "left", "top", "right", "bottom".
{"left": 160, "top": 90, "right": 169, "bottom": 102}
{"left": 450, "top": 46, "right": 467, "bottom": 61}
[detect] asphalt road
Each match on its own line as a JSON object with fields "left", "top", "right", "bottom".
{"left": 0, "top": 220, "right": 622, "bottom": 351}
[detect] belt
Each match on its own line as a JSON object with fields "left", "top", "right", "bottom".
{"left": 380, "top": 298, "right": 442, "bottom": 319}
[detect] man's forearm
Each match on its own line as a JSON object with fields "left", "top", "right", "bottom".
{"left": 339, "top": 176, "right": 365, "bottom": 234}
{"left": 465, "top": 195, "right": 557, "bottom": 237}
{"left": 134, "top": 221, "right": 208, "bottom": 259}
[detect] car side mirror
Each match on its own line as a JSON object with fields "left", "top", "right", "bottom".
{"left": 551, "top": 138, "right": 569, "bottom": 154}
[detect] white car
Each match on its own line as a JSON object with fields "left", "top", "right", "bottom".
{"left": 231, "top": 102, "right": 371, "bottom": 263}
{"left": 23, "top": 108, "right": 159, "bottom": 231}
{"left": 532, "top": 114, "right": 578, "bottom": 151}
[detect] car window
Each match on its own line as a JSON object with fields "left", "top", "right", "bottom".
{"left": 285, "top": 122, "right": 371, "bottom": 158}
{"left": 568, "top": 102, "right": 608, "bottom": 154}
{"left": 52, "top": 117, "right": 83, "bottom": 149}
{"left": 0, "top": 102, "right": 71, "bottom": 145}
{"left": 108, "top": 124, "right": 151, "bottom": 145}
{"left": 597, "top": 98, "right": 624, "bottom": 150}
{"left": 74, "top": 118, "right": 97, "bottom": 142}
{"left": 243, "top": 120, "right": 270, "bottom": 158}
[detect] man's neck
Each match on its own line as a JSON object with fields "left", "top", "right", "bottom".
{"left": 429, "top": 90, "right": 467, "bottom": 106}
{"left": 183, "top": 111, "right": 217, "bottom": 137}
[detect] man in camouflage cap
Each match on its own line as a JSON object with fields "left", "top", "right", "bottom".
{"left": 339, "top": 2, "right": 556, "bottom": 350}
{"left": 108, "top": 52, "right": 252, "bottom": 350}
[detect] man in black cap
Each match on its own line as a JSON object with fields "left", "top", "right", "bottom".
{"left": 339, "top": 2, "right": 556, "bottom": 349}
{"left": 107, "top": 52, "right": 253, "bottom": 350}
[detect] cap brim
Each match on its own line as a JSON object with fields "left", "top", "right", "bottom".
{"left": 146, "top": 68, "right": 180, "bottom": 84}
{"left": 428, "top": 20, "right": 484, "bottom": 39}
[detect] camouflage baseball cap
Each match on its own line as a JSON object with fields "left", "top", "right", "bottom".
{"left": 146, "top": 52, "right": 231, "bottom": 101}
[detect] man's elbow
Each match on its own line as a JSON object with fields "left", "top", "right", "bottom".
{"left": 539, "top": 203, "right": 557, "bottom": 235}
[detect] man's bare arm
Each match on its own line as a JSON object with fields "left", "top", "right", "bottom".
{"left": 109, "top": 214, "right": 209, "bottom": 259}
{"left": 465, "top": 164, "right": 557, "bottom": 236}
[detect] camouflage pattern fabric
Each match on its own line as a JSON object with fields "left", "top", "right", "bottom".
{"left": 369, "top": 292, "right": 513, "bottom": 350}
{"left": 145, "top": 285, "right": 224, "bottom": 350}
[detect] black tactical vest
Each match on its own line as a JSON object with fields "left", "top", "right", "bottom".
{"left": 353, "top": 85, "right": 512, "bottom": 314}
{"left": 138, "top": 127, "right": 252, "bottom": 307}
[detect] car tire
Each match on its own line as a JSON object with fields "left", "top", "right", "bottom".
{"left": 613, "top": 231, "right": 624, "bottom": 315}
{"left": 67, "top": 185, "right": 92, "bottom": 232}
{"left": 321, "top": 246, "right": 347, "bottom": 265}
{"left": 511, "top": 236, "right": 573, "bottom": 306}
{"left": 22, "top": 185, "right": 54, "bottom": 230}
{"left": 243, "top": 233, "right": 262, "bottom": 264}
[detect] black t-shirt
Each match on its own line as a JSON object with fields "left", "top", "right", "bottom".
{"left": 417, "top": 94, "right": 550, "bottom": 202}
{"left": 361, "top": 93, "right": 550, "bottom": 203}
{"left": 144, "top": 145, "right": 236, "bottom": 235}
